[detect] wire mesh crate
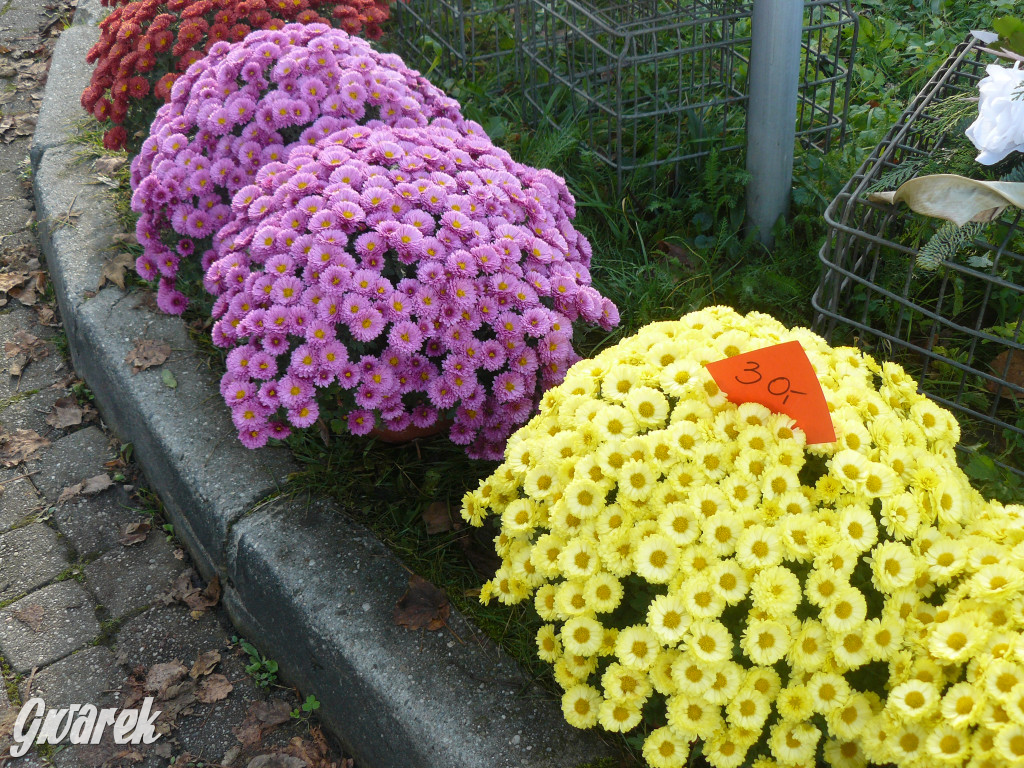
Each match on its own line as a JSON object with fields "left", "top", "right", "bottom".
{"left": 813, "top": 37, "right": 1024, "bottom": 479}
{"left": 386, "top": 0, "right": 518, "bottom": 85}
{"left": 519, "top": 0, "right": 858, "bottom": 192}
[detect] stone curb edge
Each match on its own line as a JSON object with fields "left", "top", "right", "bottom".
{"left": 30, "top": 4, "right": 611, "bottom": 768}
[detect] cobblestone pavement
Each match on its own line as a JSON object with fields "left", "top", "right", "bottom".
{"left": 0, "top": 4, "right": 351, "bottom": 767}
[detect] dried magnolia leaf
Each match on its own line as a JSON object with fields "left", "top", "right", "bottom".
{"left": 196, "top": 674, "right": 233, "bottom": 704}
{"left": 99, "top": 253, "right": 135, "bottom": 290}
{"left": 11, "top": 602, "right": 44, "bottom": 632}
{"left": 393, "top": 574, "right": 449, "bottom": 631}
{"left": 45, "top": 396, "right": 84, "bottom": 429}
{"left": 125, "top": 339, "right": 170, "bottom": 373}
{"left": 869, "top": 175, "right": 1024, "bottom": 227}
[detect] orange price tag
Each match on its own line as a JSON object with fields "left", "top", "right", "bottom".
{"left": 704, "top": 340, "right": 836, "bottom": 445}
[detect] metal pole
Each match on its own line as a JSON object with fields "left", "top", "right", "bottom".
{"left": 745, "top": 0, "right": 804, "bottom": 246}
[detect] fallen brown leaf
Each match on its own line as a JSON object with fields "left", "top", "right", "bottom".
{"left": 99, "top": 252, "right": 135, "bottom": 291}
{"left": 246, "top": 754, "right": 307, "bottom": 768}
{"left": 94, "top": 156, "right": 126, "bottom": 175}
{"left": 282, "top": 727, "right": 335, "bottom": 768}
{"left": 144, "top": 660, "right": 188, "bottom": 698}
{"left": 4, "top": 329, "right": 48, "bottom": 377}
{"left": 0, "top": 428, "right": 50, "bottom": 467}
{"left": 233, "top": 700, "right": 293, "bottom": 748}
{"left": 118, "top": 520, "right": 151, "bottom": 546}
{"left": 163, "top": 569, "right": 221, "bottom": 616}
{"left": 190, "top": 649, "right": 221, "bottom": 679}
{"left": 125, "top": 339, "right": 170, "bottom": 374}
{"left": 56, "top": 473, "right": 113, "bottom": 505}
{"left": 8, "top": 272, "right": 44, "bottom": 306}
{"left": 989, "top": 349, "right": 1024, "bottom": 401}
{"left": 11, "top": 602, "right": 44, "bottom": 632}
{"left": 393, "top": 574, "right": 449, "bottom": 632}
{"left": 196, "top": 673, "right": 233, "bottom": 704}
{"left": 422, "top": 501, "right": 452, "bottom": 534}
{"left": 45, "top": 395, "right": 84, "bottom": 429}
{"left": 34, "top": 304, "right": 57, "bottom": 326}
{"left": 0, "top": 271, "right": 28, "bottom": 293}
{"left": 184, "top": 575, "right": 221, "bottom": 613}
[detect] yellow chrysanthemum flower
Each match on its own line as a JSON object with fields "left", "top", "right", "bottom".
{"left": 561, "top": 684, "right": 601, "bottom": 729}
{"left": 634, "top": 533, "right": 679, "bottom": 584}
{"left": 615, "top": 625, "right": 661, "bottom": 671}
{"left": 536, "top": 624, "right": 561, "bottom": 662}
{"left": 642, "top": 726, "right": 690, "bottom": 768}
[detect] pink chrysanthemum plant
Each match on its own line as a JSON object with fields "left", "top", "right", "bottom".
{"left": 129, "top": 22, "right": 466, "bottom": 314}
{"left": 205, "top": 123, "right": 620, "bottom": 457}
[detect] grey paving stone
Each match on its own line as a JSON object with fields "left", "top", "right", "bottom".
{"left": 52, "top": 485, "right": 138, "bottom": 558}
{"left": 20, "top": 645, "right": 121, "bottom": 711}
{"left": 0, "top": 522, "right": 69, "bottom": 603}
{"left": 84, "top": 534, "right": 187, "bottom": 619}
{"left": 0, "top": 307, "right": 64, "bottom": 400}
{"left": 0, "top": 3, "right": 52, "bottom": 38}
{"left": 0, "top": 468, "right": 43, "bottom": 534}
{"left": 25, "top": 425, "right": 115, "bottom": 503}
{"left": 0, "top": 581, "right": 100, "bottom": 674}
{"left": 113, "top": 605, "right": 229, "bottom": 671}
{"left": 0, "top": 386, "right": 69, "bottom": 438}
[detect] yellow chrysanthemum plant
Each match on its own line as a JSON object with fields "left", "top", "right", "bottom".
{"left": 459, "top": 306, "right": 1024, "bottom": 768}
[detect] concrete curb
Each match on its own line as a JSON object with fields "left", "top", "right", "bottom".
{"left": 32, "top": 5, "right": 611, "bottom": 768}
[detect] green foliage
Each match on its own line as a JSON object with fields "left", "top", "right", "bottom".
{"left": 290, "top": 694, "right": 322, "bottom": 725}
{"left": 993, "top": 15, "right": 1024, "bottom": 57}
{"left": 232, "top": 636, "right": 280, "bottom": 689}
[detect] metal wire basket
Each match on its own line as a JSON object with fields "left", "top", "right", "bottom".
{"left": 813, "top": 37, "right": 1024, "bottom": 479}
{"left": 518, "top": 0, "right": 857, "bottom": 192}
{"left": 386, "top": 0, "right": 518, "bottom": 85}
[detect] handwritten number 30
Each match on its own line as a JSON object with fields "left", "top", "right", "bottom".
{"left": 734, "top": 362, "right": 806, "bottom": 404}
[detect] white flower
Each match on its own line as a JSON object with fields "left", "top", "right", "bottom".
{"left": 965, "top": 62, "right": 1024, "bottom": 165}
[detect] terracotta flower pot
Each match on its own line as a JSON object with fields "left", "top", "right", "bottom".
{"left": 369, "top": 419, "right": 450, "bottom": 444}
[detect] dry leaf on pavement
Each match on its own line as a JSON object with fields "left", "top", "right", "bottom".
{"left": 56, "top": 473, "right": 113, "bottom": 505}
{"left": 99, "top": 253, "right": 135, "bottom": 290}
{"left": 45, "top": 395, "right": 84, "bottom": 429}
{"left": 233, "top": 700, "right": 293, "bottom": 748}
{"left": 118, "top": 520, "right": 151, "bottom": 546}
{"left": 0, "top": 271, "right": 28, "bottom": 294}
{"left": 393, "top": 574, "right": 449, "bottom": 632}
{"left": 8, "top": 272, "right": 45, "bottom": 305}
{"left": 0, "top": 428, "right": 50, "bottom": 467}
{"left": 190, "top": 649, "right": 221, "bottom": 679}
{"left": 246, "top": 754, "right": 307, "bottom": 768}
{"left": 11, "top": 602, "right": 44, "bottom": 632}
{"left": 163, "top": 569, "right": 221, "bottom": 616}
{"left": 125, "top": 339, "right": 170, "bottom": 373}
{"left": 422, "top": 501, "right": 452, "bottom": 534}
{"left": 4, "top": 329, "right": 48, "bottom": 377}
{"left": 144, "top": 660, "right": 188, "bottom": 698}
{"left": 196, "top": 674, "right": 233, "bottom": 704}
